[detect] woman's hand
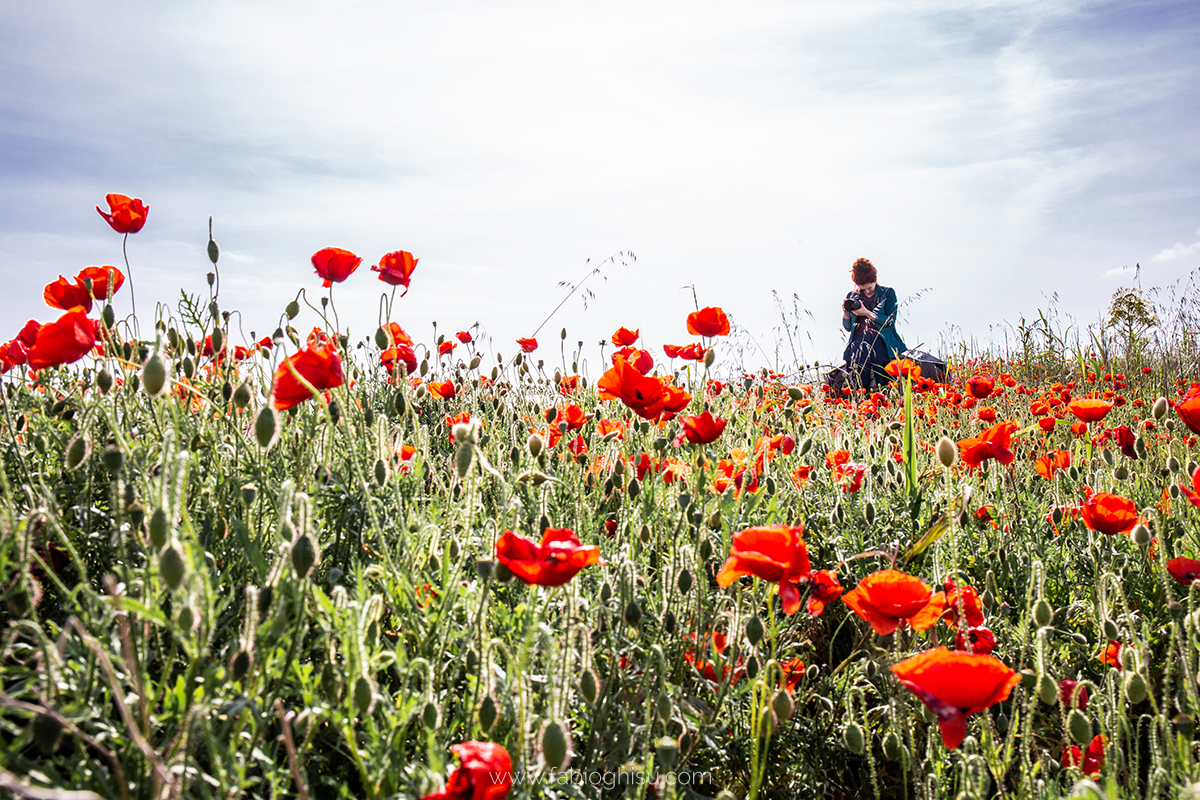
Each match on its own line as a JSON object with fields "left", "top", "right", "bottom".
{"left": 851, "top": 306, "right": 874, "bottom": 318}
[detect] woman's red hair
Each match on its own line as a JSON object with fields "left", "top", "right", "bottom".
{"left": 852, "top": 258, "right": 877, "bottom": 285}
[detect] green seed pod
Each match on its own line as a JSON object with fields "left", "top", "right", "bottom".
{"left": 1132, "top": 524, "right": 1152, "bottom": 546}
{"left": 143, "top": 351, "right": 168, "bottom": 397}
{"left": 699, "top": 538, "right": 713, "bottom": 560}
{"left": 354, "top": 676, "right": 375, "bottom": 715}
{"left": 656, "top": 691, "right": 673, "bottom": 722}
{"left": 231, "top": 381, "right": 252, "bottom": 409}
{"left": 478, "top": 694, "right": 498, "bottom": 732}
{"left": 936, "top": 436, "right": 958, "bottom": 467}
{"left": 1124, "top": 672, "right": 1148, "bottom": 704}
{"left": 1103, "top": 618, "right": 1120, "bottom": 640}
{"left": 628, "top": 477, "right": 640, "bottom": 499}
{"left": 255, "top": 406, "right": 279, "bottom": 449}
{"left": 1169, "top": 455, "right": 1182, "bottom": 473}
{"left": 663, "top": 609, "right": 676, "bottom": 634}
{"left": 806, "top": 663, "right": 820, "bottom": 681}
{"left": 181, "top": 356, "right": 195, "bottom": 379}
{"left": 1033, "top": 598, "right": 1053, "bottom": 628}
{"left": 1113, "top": 464, "right": 1129, "bottom": 480}
{"left": 256, "top": 585, "right": 273, "bottom": 619}
{"left": 455, "top": 442, "right": 474, "bottom": 478}
{"left": 31, "top": 713, "right": 63, "bottom": 755}
{"left": 1153, "top": 396, "right": 1169, "bottom": 420}
{"left": 494, "top": 561, "right": 513, "bottom": 583}
{"left": 97, "top": 367, "right": 113, "bottom": 393}
{"left": 102, "top": 304, "right": 115, "bottom": 326}
{"left": 149, "top": 508, "right": 171, "bottom": 550}
{"left": 772, "top": 689, "right": 795, "bottom": 722}
{"left": 541, "top": 720, "right": 569, "bottom": 770}
{"left": 65, "top": 434, "right": 91, "bottom": 470}
{"left": 1101, "top": 448, "right": 1114, "bottom": 467}
{"left": 241, "top": 484, "right": 257, "bottom": 507}
{"left": 865, "top": 500, "right": 876, "bottom": 525}
{"left": 1067, "top": 709, "right": 1092, "bottom": 745}
{"left": 704, "top": 347, "right": 716, "bottom": 368}
{"left": 623, "top": 599, "right": 643, "bottom": 627}
{"left": 745, "top": 615, "right": 765, "bottom": 647}
{"left": 291, "top": 534, "right": 318, "bottom": 579}
{"left": 580, "top": 669, "right": 599, "bottom": 704}
{"left": 285, "top": 299, "right": 300, "bottom": 320}
{"left": 677, "top": 568, "right": 693, "bottom": 594}
{"left": 207, "top": 236, "right": 219, "bottom": 265}
{"left": 177, "top": 604, "right": 196, "bottom": 633}
{"left": 160, "top": 546, "right": 187, "bottom": 592}
{"left": 1120, "top": 646, "right": 1138, "bottom": 672}
{"left": 1038, "top": 673, "right": 1059, "bottom": 705}
{"left": 656, "top": 736, "right": 679, "bottom": 770}
{"left": 1019, "top": 669, "right": 1037, "bottom": 688}
{"left": 528, "top": 433, "right": 544, "bottom": 457}
{"left": 843, "top": 722, "right": 865, "bottom": 754}
{"left": 883, "top": 730, "right": 903, "bottom": 761}
{"left": 210, "top": 327, "right": 224, "bottom": 355}
{"left": 374, "top": 459, "right": 388, "bottom": 486}
{"left": 101, "top": 445, "right": 124, "bottom": 474}
{"left": 798, "top": 437, "right": 813, "bottom": 457}
{"left": 230, "top": 649, "right": 252, "bottom": 682}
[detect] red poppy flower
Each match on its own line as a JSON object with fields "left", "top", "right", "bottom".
{"left": 1035, "top": 450, "right": 1071, "bottom": 479}
{"left": 966, "top": 376, "right": 994, "bottom": 399}
{"left": 909, "top": 582, "right": 984, "bottom": 631}
{"left": 954, "top": 626, "right": 997, "bottom": 655}
{"left": 611, "top": 326, "right": 639, "bottom": 346}
{"left": 96, "top": 193, "right": 148, "bottom": 234}
{"left": 26, "top": 307, "right": 98, "bottom": 370}
{"left": 596, "top": 418, "right": 622, "bottom": 439}
{"left": 1178, "top": 466, "right": 1200, "bottom": 509}
{"left": 1062, "top": 735, "right": 1106, "bottom": 777}
{"left": 271, "top": 341, "right": 344, "bottom": 410}
{"left": 806, "top": 570, "right": 844, "bottom": 616}
{"left": 1079, "top": 490, "right": 1141, "bottom": 535}
{"left": 371, "top": 250, "right": 417, "bottom": 294}
{"left": 825, "top": 450, "right": 851, "bottom": 470}
{"left": 716, "top": 525, "right": 812, "bottom": 615}
{"left": 1038, "top": 417, "right": 1056, "bottom": 433}
{"left": 680, "top": 343, "right": 707, "bottom": 361}
{"left": 381, "top": 345, "right": 417, "bottom": 377}
{"left": 886, "top": 359, "right": 921, "bottom": 380}
{"left": 683, "top": 631, "right": 745, "bottom": 686}
{"left": 1099, "top": 640, "right": 1122, "bottom": 670}
{"left": 976, "top": 407, "right": 997, "bottom": 423}
{"left": 438, "top": 341, "right": 456, "bottom": 356}
{"left": 427, "top": 380, "right": 457, "bottom": 400}
{"left": 1060, "top": 679, "right": 1089, "bottom": 710}
{"left": 76, "top": 266, "right": 125, "bottom": 300}
{"left": 597, "top": 359, "right": 666, "bottom": 421}
{"left": 552, "top": 404, "right": 587, "bottom": 431}
{"left": 662, "top": 344, "right": 683, "bottom": 359}
{"left": 1112, "top": 425, "right": 1138, "bottom": 459}
{"left": 682, "top": 411, "right": 727, "bottom": 444}
{"left": 1167, "top": 557, "right": 1200, "bottom": 585}
{"left": 686, "top": 306, "right": 731, "bottom": 337}
{"left": 421, "top": 740, "right": 512, "bottom": 800}
{"left": 957, "top": 421, "right": 1018, "bottom": 469}
{"left": 43, "top": 276, "right": 94, "bottom": 313}
{"left": 1067, "top": 398, "right": 1114, "bottom": 424}
{"left": 1030, "top": 400, "right": 1050, "bottom": 416}
{"left": 1178, "top": 387, "right": 1200, "bottom": 434}
{"left": 841, "top": 569, "right": 933, "bottom": 635}
{"left": 311, "top": 247, "right": 361, "bottom": 288}
{"left": 516, "top": 337, "right": 538, "bottom": 353}
{"left": 495, "top": 528, "right": 601, "bottom": 587}
{"left": 790, "top": 465, "right": 812, "bottom": 488}
{"left": 455, "top": 331, "right": 473, "bottom": 344}
{"left": 612, "top": 346, "right": 654, "bottom": 374}
{"left": 660, "top": 383, "right": 692, "bottom": 415}
{"left": 891, "top": 647, "right": 1021, "bottom": 749}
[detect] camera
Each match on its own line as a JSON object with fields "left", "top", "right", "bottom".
{"left": 843, "top": 294, "right": 862, "bottom": 312}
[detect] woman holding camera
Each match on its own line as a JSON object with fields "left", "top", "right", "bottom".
{"left": 841, "top": 258, "right": 906, "bottom": 390}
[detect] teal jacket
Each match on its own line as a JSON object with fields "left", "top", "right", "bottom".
{"left": 842, "top": 284, "right": 907, "bottom": 360}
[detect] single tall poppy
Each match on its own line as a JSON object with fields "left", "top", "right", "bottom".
{"left": 96, "top": 194, "right": 149, "bottom": 234}
{"left": 516, "top": 337, "right": 538, "bottom": 353}
{"left": 312, "top": 247, "right": 362, "bottom": 288}
{"left": 271, "top": 341, "right": 345, "bottom": 410}
{"left": 686, "top": 306, "right": 731, "bottom": 337}
{"left": 716, "top": 525, "right": 812, "bottom": 615}
{"left": 371, "top": 250, "right": 418, "bottom": 294}
{"left": 495, "top": 528, "right": 601, "bottom": 586}
{"left": 891, "top": 647, "right": 1020, "bottom": 749}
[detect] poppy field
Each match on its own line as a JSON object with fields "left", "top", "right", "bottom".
{"left": 6, "top": 198, "right": 1200, "bottom": 800}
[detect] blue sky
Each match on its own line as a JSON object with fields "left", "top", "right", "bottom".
{"left": 2, "top": 0, "right": 1197, "bottom": 374}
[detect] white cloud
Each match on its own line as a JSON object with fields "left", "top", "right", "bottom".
{"left": 1152, "top": 228, "right": 1200, "bottom": 262}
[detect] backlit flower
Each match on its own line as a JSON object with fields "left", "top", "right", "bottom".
{"left": 841, "top": 569, "right": 933, "bottom": 635}
{"left": 806, "top": 570, "right": 844, "bottom": 616}
{"left": 1179, "top": 466, "right": 1200, "bottom": 509}
{"left": 456, "top": 331, "right": 473, "bottom": 344}
{"left": 966, "top": 376, "right": 994, "bottom": 399}
{"left": 43, "top": 276, "right": 94, "bottom": 313}
{"left": 886, "top": 358, "right": 921, "bottom": 380}
{"left": 371, "top": 250, "right": 417, "bottom": 294}
{"left": 495, "top": 528, "right": 601, "bottom": 587}
{"left": 516, "top": 337, "right": 538, "bottom": 353}
{"left": 1034, "top": 450, "right": 1070, "bottom": 480}
{"left": 1062, "top": 735, "right": 1106, "bottom": 777}
{"left": 96, "top": 193, "right": 148, "bottom": 234}
{"left": 597, "top": 359, "right": 666, "bottom": 421}
{"left": 682, "top": 411, "right": 727, "bottom": 444}
{"left": 716, "top": 525, "right": 812, "bottom": 615}
{"left": 381, "top": 345, "right": 417, "bottom": 377}
{"left": 1079, "top": 490, "right": 1141, "bottom": 535}
{"left": 1067, "top": 398, "right": 1114, "bottom": 424}
{"left": 957, "top": 421, "right": 1018, "bottom": 470}
{"left": 909, "top": 581, "right": 984, "bottom": 631}
{"left": 271, "top": 341, "right": 344, "bottom": 411}
{"left": 611, "top": 326, "right": 639, "bottom": 346}
{"left": 26, "top": 307, "right": 97, "bottom": 370}
{"left": 1177, "top": 386, "right": 1200, "bottom": 434}
{"left": 891, "top": 647, "right": 1020, "bottom": 749}
{"left": 686, "top": 306, "right": 731, "bottom": 337}
{"left": 421, "top": 740, "right": 512, "bottom": 800}
{"left": 427, "top": 380, "right": 457, "bottom": 400}
{"left": 312, "top": 247, "right": 362, "bottom": 288}
{"left": 1167, "top": 557, "right": 1200, "bottom": 585}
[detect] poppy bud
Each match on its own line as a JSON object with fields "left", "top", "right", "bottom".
{"left": 623, "top": 599, "right": 643, "bottom": 627}
{"left": 472, "top": 693, "right": 498, "bottom": 733}
{"left": 936, "top": 436, "right": 957, "bottom": 467}
{"left": 285, "top": 299, "right": 300, "bottom": 320}
{"left": 421, "top": 700, "right": 439, "bottom": 728}
{"left": 1120, "top": 646, "right": 1138, "bottom": 672}
{"left": 177, "top": 603, "right": 197, "bottom": 633}
{"left": 96, "top": 367, "right": 114, "bottom": 394}
{"left": 291, "top": 534, "right": 318, "bottom": 579}
{"left": 542, "top": 720, "right": 569, "bottom": 769}
{"left": 663, "top": 609, "right": 676, "bottom": 634}
{"left": 772, "top": 689, "right": 795, "bottom": 721}
{"left": 160, "top": 546, "right": 187, "bottom": 592}
{"left": 1124, "top": 672, "right": 1148, "bottom": 704}
{"left": 1101, "top": 448, "right": 1114, "bottom": 466}
{"left": 31, "top": 713, "right": 63, "bottom": 755}
{"left": 1033, "top": 599, "right": 1053, "bottom": 628}
{"left": 1038, "top": 673, "right": 1059, "bottom": 705}
{"left": 799, "top": 437, "right": 813, "bottom": 457}
{"left": 527, "top": 433, "right": 544, "bottom": 458}
{"left": 699, "top": 538, "right": 713, "bottom": 560}
{"left": 1102, "top": 618, "right": 1120, "bottom": 640}
{"left": 704, "top": 347, "right": 716, "bottom": 368}
{"left": 353, "top": 676, "right": 375, "bottom": 716}
{"left": 211, "top": 327, "right": 224, "bottom": 355}
{"left": 882, "top": 730, "right": 902, "bottom": 761}
{"left": 1067, "top": 709, "right": 1092, "bottom": 744}
{"left": 255, "top": 406, "right": 279, "bottom": 450}
{"left": 1153, "top": 396, "right": 1168, "bottom": 419}
{"left": 864, "top": 500, "right": 876, "bottom": 525}
{"left": 745, "top": 614, "right": 765, "bottom": 646}
{"left": 843, "top": 722, "right": 865, "bottom": 754}
{"left": 149, "top": 508, "right": 171, "bottom": 550}
{"left": 579, "top": 668, "right": 600, "bottom": 704}
{"left": 65, "top": 434, "right": 91, "bottom": 471}
{"left": 233, "top": 382, "right": 252, "bottom": 409}
{"left": 1131, "top": 524, "right": 1152, "bottom": 546}
{"left": 677, "top": 568, "right": 693, "bottom": 594}
{"left": 656, "top": 691, "right": 672, "bottom": 722}
{"left": 230, "top": 649, "right": 252, "bottom": 682}
{"left": 1113, "top": 465, "right": 1129, "bottom": 480}
{"left": 143, "top": 352, "right": 168, "bottom": 398}
{"left": 656, "top": 736, "right": 679, "bottom": 770}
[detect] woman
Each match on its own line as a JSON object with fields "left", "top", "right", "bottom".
{"left": 841, "top": 258, "right": 906, "bottom": 390}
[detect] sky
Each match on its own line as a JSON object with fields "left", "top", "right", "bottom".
{"left": 2, "top": 0, "right": 1198, "bottom": 377}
